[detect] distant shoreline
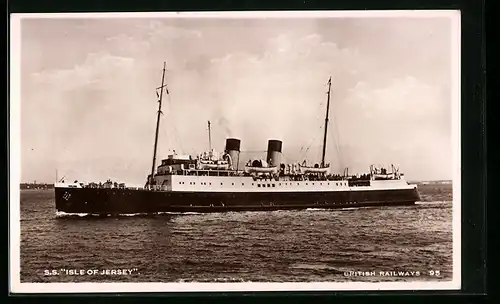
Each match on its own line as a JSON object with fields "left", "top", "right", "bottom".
{"left": 20, "top": 183, "right": 54, "bottom": 190}
{"left": 409, "top": 180, "right": 453, "bottom": 185}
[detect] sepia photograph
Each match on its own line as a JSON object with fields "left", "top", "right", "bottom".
{"left": 10, "top": 10, "right": 461, "bottom": 293}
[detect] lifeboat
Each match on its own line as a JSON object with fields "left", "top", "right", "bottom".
{"left": 300, "top": 167, "right": 330, "bottom": 174}
{"left": 197, "top": 159, "right": 230, "bottom": 170}
{"left": 244, "top": 166, "right": 279, "bottom": 174}
{"left": 373, "top": 173, "right": 396, "bottom": 180}
{"left": 298, "top": 162, "right": 330, "bottom": 174}
{"left": 244, "top": 159, "right": 278, "bottom": 174}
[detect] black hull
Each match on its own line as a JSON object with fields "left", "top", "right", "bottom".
{"left": 55, "top": 187, "right": 420, "bottom": 215}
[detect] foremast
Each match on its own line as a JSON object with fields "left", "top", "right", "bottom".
{"left": 321, "top": 76, "right": 332, "bottom": 168}
{"left": 149, "top": 62, "right": 168, "bottom": 186}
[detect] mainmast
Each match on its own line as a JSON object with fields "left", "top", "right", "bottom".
{"left": 149, "top": 62, "right": 168, "bottom": 185}
{"left": 208, "top": 120, "right": 212, "bottom": 151}
{"left": 321, "top": 76, "right": 332, "bottom": 168}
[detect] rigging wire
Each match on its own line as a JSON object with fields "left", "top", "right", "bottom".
{"left": 240, "top": 150, "right": 268, "bottom": 153}
{"left": 329, "top": 89, "right": 343, "bottom": 169}
{"left": 157, "top": 87, "right": 186, "bottom": 156}
{"left": 296, "top": 78, "right": 345, "bottom": 171}
{"left": 298, "top": 96, "right": 326, "bottom": 160}
{"left": 299, "top": 125, "right": 322, "bottom": 161}
{"left": 165, "top": 93, "right": 185, "bottom": 154}
{"left": 332, "top": 117, "right": 342, "bottom": 168}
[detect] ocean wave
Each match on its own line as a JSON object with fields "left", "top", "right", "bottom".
{"left": 289, "top": 263, "right": 345, "bottom": 273}
{"left": 161, "top": 212, "right": 203, "bottom": 215}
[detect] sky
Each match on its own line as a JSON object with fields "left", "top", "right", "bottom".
{"left": 17, "top": 13, "right": 457, "bottom": 184}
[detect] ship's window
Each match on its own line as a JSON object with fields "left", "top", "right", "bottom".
{"left": 258, "top": 184, "right": 261, "bottom": 187}
{"left": 312, "top": 183, "right": 314, "bottom": 185}
{"left": 179, "top": 182, "right": 181, "bottom": 184}
{"left": 336, "top": 183, "right": 338, "bottom": 186}
{"left": 297, "top": 183, "right": 299, "bottom": 185}
{"left": 193, "top": 182, "right": 196, "bottom": 185}
{"left": 232, "top": 183, "right": 234, "bottom": 185}
{"left": 267, "top": 184, "right": 270, "bottom": 187}
{"left": 279, "top": 183, "right": 281, "bottom": 186}
{"left": 252, "top": 183, "right": 254, "bottom": 186}
{"left": 242, "top": 183, "right": 244, "bottom": 186}
{"left": 328, "top": 183, "right": 330, "bottom": 185}
{"left": 272, "top": 184, "right": 275, "bottom": 187}
{"left": 306, "top": 183, "right": 308, "bottom": 185}
{"left": 209, "top": 182, "right": 211, "bottom": 185}
{"left": 320, "top": 183, "right": 322, "bottom": 185}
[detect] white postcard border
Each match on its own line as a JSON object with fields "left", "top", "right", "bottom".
{"left": 9, "top": 10, "right": 462, "bottom": 293}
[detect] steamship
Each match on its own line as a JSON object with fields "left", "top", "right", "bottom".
{"left": 54, "top": 62, "right": 420, "bottom": 215}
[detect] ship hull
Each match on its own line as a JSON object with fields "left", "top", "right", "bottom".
{"left": 55, "top": 187, "right": 420, "bottom": 215}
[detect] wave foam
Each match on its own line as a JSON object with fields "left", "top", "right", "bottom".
{"left": 55, "top": 211, "right": 204, "bottom": 217}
